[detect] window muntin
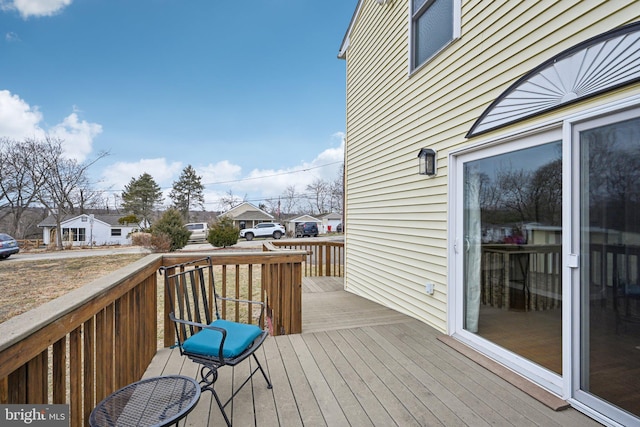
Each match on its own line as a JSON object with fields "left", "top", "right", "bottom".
{"left": 411, "top": 0, "right": 455, "bottom": 70}
{"left": 62, "top": 227, "right": 86, "bottom": 242}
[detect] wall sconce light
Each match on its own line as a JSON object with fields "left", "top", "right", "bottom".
{"left": 417, "top": 148, "right": 437, "bottom": 176}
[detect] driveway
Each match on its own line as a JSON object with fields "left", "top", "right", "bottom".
{"left": 4, "top": 246, "right": 151, "bottom": 262}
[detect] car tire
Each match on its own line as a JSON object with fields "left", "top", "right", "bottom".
{"left": 273, "top": 231, "right": 282, "bottom": 239}
{"left": 245, "top": 233, "right": 254, "bottom": 241}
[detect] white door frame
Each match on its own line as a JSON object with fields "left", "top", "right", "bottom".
{"left": 448, "top": 126, "right": 564, "bottom": 396}
{"left": 566, "top": 104, "right": 640, "bottom": 427}
{"left": 448, "top": 93, "right": 640, "bottom": 427}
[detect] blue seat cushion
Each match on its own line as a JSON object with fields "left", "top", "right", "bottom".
{"left": 182, "top": 319, "right": 263, "bottom": 359}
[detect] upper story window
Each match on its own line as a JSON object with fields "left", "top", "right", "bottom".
{"left": 411, "top": 0, "right": 460, "bottom": 70}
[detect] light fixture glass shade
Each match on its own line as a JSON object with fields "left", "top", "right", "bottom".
{"left": 417, "top": 148, "right": 436, "bottom": 176}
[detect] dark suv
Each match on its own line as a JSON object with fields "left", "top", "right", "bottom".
{"left": 295, "top": 222, "right": 318, "bottom": 238}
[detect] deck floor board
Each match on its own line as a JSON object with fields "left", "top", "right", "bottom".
{"left": 145, "top": 277, "right": 602, "bottom": 426}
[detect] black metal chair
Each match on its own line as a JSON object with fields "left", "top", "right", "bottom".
{"left": 159, "top": 257, "right": 272, "bottom": 426}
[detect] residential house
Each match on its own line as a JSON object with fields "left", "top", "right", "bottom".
{"left": 38, "top": 213, "right": 136, "bottom": 247}
{"left": 339, "top": 1, "right": 640, "bottom": 425}
{"left": 320, "top": 212, "right": 342, "bottom": 233}
{"left": 218, "top": 202, "right": 275, "bottom": 230}
{"left": 287, "top": 214, "right": 321, "bottom": 235}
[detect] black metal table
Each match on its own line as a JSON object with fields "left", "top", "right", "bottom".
{"left": 90, "top": 375, "right": 201, "bottom": 427}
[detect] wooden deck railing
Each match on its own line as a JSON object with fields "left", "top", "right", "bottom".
{"left": 0, "top": 247, "right": 314, "bottom": 426}
{"left": 161, "top": 250, "right": 307, "bottom": 340}
{"left": 270, "top": 240, "right": 344, "bottom": 277}
{"left": 481, "top": 242, "right": 640, "bottom": 311}
{"left": 481, "top": 244, "right": 562, "bottom": 311}
{"left": 0, "top": 254, "right": 163, "bottom": 426}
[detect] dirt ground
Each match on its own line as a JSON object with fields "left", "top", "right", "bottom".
{"left": 0, "top": 253, "right": 148, "bottom": 323}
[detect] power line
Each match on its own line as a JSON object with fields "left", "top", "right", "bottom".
{"left": 201, "top": 161, "right": 342, "bottom": 186}
{"left": 95, "top": 161, "right": 343, "bottom": 193}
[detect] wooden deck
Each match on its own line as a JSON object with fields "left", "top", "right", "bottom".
{"left": 144, "top": 277, "right": 601, "bottom": 426}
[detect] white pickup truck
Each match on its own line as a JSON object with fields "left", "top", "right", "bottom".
{"left": 239, "top": 223, "right": 285, "bottom": 241}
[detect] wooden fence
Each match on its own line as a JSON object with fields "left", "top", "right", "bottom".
{"left": 16, "top": 239, "right": 44, "bottom": 249}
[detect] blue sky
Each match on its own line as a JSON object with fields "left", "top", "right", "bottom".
{"left": 0, "top": 0, "right": 357, "bottom": 210}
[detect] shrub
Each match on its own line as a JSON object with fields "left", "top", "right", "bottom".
{"left": 131, "top": 232, "right": 152, "bottom": 247}
{"left": 150, "top": 232, "right": 172, "bottom": 252}
{"left": 151, "top": 209, "right": 190, "bottom": 251}
{"left": 207, "top": 216, "right": 239, "bottom": 248}
{"left": 118, "top": 214, "right": 139, "bottom": 226}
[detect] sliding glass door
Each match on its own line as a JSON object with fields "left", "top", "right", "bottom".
{"left": 574, "top": 113, "right": 640, "bottom": 423}
{"left": 455, "top": 108, "right": 640, "bottom": 425}
{"left": 458, "top": 131, "right": 564, "bottom": 380}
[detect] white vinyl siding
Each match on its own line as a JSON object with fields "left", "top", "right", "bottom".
{"left": 342, "top": 0, "right": 640, "bottom": 333}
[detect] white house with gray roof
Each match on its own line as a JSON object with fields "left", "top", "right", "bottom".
{"left": 38, "top": 213, "right": 137, "bottom": 247}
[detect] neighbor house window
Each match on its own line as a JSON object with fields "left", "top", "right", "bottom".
{"left": 111, "top": 229, "right": 122, "bottom": 237}
{"left": 411, "top": 0, "right": 460, "bottom": 70}
{"left": 62, "top": 227, "right": 86, "bottom": 242}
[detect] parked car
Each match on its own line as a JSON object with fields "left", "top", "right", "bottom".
{"left": 185, "top": 222, "right": 209, "bottom": 242}
{"left": 239, "top": 223, "right": 285, "bottom": 241}
{"left": 295, "top": 222, "right": 318, "bottom": 238}
{"left": 0, "top": 233, "right": 19, "bottom": 259}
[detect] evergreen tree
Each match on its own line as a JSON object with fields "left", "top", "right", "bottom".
{"left": 151, "top": 208, "right": 190, "bottom": 251}
{"left": 169, "top": 165, "right": 205, "bottom": 220}
{"left": 207, "top": 216, "right": 239, "bottom": 248}
{"left": 121, "top": 173, "right": 163, "bottom": 229}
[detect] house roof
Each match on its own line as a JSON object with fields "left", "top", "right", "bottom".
{"left": 231, "top": 211, "right": 274, "bottom": 221}
{"left": 320, "top": 212, "right": 342, "bottom": 220}
{"left": 219, "top": 202, "right": 274, "bottom": 221}
{"left": 288, "top": 215, "right": 321, "bottom": 223}
{"left": 38, "top": 213, "right": 133, "bottom": 228}
{"left": 338, "top": 0, "right": 363, "bottom": 59}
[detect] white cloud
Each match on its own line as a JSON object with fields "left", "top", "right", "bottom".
{"left": 5, "top": 31, "right": 20, "bottom": 42}
{"left": 100, "top": 158, "right": 183, "bottom": 200}
{"left": 49, "top": 112, "right": 102, "bottom": 161}
{"left": 0, "top": 89, "right": 44, "bottom": 138}
{"left": 0, "top": 90, "right": 101, "bottom": 162}
{"left": 98, "top": 135, "right": 345, "bottom": 212}
{"left": 218, "top": 135, "right": 344, "bottom": 201}
{"left": 199, "top": 160, "right": 242, "bottom": 185}
{"left": 2, "top": 0, "right": 72, "bottom": 18}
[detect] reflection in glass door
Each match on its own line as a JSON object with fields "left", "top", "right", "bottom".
{"left": 579, "top": 116, "right": 640, "bottom": 419}
{"left": 463, "top": 140, "right": 563, "bottom": 374}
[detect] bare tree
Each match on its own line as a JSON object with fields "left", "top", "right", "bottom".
{"left": 218, "top": 190, "right": 245, "bottom": 212}
{"left": 328, "top": 165, "right": 344, "bottom": 213}
{"left": 0, "top": 138, "right": 47, "bottom": 237}
{"left": 305, "top": 179, "right": 329, "bottom": 215}
{"left": 33, "top": 137, "right": 108, "bottom": 249}
{"left": 263, "top": 197, "right": 280, "bottom": 217}
{"left": 281, "top": 185, "right": 299, "bottom": 214}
